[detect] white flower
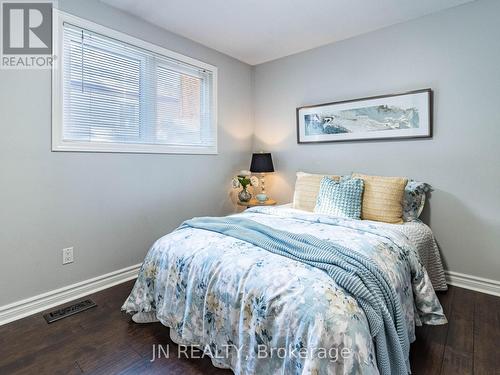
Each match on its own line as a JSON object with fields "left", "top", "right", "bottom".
{"left": 239, "top": 170, "right": 251, "bottom": 176}
{"left": 250, "top": 176, "right": 259, "bottom": 187}
{"left": 231, "top": 177, "right": 241, "bottom": 189}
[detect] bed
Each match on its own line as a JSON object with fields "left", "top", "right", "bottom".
{"left": 122, "top": 205, "right": 447, "bottom": 374}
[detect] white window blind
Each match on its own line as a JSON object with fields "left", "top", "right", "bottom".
{"left": 53, "top": 17, "right": 217, "bottom": 154}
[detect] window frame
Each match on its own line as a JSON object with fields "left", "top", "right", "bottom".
{"left": 52, "top": 10, "right": 218, "bottom": 155}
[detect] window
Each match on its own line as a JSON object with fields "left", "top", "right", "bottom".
{"left": 52, "top": 12, "right": 217, "bottom": 154}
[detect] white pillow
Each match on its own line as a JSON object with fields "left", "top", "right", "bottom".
{"left": 292, "top": 172, "right": 340, "bottom": 212}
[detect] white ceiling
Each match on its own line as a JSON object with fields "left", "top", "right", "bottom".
{"left": 100, "top": 0, "right": 473, "bottom": 65}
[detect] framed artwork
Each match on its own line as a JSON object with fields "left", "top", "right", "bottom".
{"left": 296, "top": 89, "right": 432, "bottom": 143}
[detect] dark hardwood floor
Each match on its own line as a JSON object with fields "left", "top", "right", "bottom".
{"left": 0, "top": 281, "right": 498, "bottom": 375}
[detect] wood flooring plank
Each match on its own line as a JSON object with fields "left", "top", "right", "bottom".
{"left": 473, "top": 292, "right": 500, "bottom": 375}
{"left": 441, "top": 287, "right": 475, "bottom": 375}
{"left": 77, "top": 345, "right": 141, "bottom": 374}
{"left": 116, "top": 353, "right": 232, "bottom": 375}
{"left": 0, "top": 316, "right": 86, "bottom": 373}
{"left": 0, "top": 341, "right": 83, "bottom": 375}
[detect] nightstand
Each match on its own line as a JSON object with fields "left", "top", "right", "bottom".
{"left": 237, "top": 199, "right": 277, "bottom": 209}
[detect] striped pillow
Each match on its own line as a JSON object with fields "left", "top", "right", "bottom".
{"left": 293, "top": 172, "right": 340, "bottom": 211}
{"left": 352, "top": 173, "right": 408, "bottom": 224}
{"left": 314, "top": 177, "right": 364, "bottom": 219}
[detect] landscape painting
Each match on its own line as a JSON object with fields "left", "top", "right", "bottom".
{"left": 297, "top": 89, "right": 432, "bottom": 143}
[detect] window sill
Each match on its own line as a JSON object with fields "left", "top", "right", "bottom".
{"left": 51, "top": 141, "right": 218, "bottom": 155}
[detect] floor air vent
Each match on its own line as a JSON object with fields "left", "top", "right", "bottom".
{"left": 43, "top": 299, "right": 97, "bottom": 323}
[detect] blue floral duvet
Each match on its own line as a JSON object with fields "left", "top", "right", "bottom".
{"left": 122, "top": 206, "right": 447, "bottom": 375}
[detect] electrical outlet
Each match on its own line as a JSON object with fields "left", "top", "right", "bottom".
{"left": 62, "top": 247, "right": 74, "bottom": 265}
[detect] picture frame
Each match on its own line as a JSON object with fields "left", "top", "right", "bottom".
{"left": 296, "top": 89, "right": 432, "bottom": 144}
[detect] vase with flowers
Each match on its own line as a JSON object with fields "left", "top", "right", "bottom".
{"left": 232, "top": 170, "right": 259, "bottom": 203}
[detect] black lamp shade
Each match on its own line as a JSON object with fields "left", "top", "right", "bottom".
{"left": 250, "top": 153, "right": 274, "bottom": 173}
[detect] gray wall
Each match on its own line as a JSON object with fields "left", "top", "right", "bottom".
{"left": 253, "top": 0, "right": 500, "bottom": 281}
{"left": 0, "top": 0, "right": 254, "bottom": 305}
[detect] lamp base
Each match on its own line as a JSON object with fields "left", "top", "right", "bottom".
{"left": 259, "top": 173, "right": 267, "bottom": 200}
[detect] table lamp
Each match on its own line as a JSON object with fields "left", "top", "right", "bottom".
{"left": 250, "top": 152, "right": 274, "bottom": 202}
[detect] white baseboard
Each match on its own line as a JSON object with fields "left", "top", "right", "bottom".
{"left": 1, "top": 264, "right": 497, "bottom": 326}
{"left": 0, "top": 263, "right": 142, "bottom": 326}
{"left": 445, "top": 270, "right": 500, "bottom": 297}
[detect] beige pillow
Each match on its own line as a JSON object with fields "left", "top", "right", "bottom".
{"left": 293, "top": 172, "right": 340, "bottom": 211}
{"left": 352, "top": 173, "right": 407, "bottom": 224}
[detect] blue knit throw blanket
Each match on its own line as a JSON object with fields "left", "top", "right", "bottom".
{"left": 180, "top": 216, "right": 411, "bottom": 375}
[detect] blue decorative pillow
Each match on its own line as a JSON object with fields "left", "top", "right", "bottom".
{"left": 403, "top": 181, "right": 430, "bottom": 221}
{"left": 314, "top": 177, "right": 364, "bottom": 219}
